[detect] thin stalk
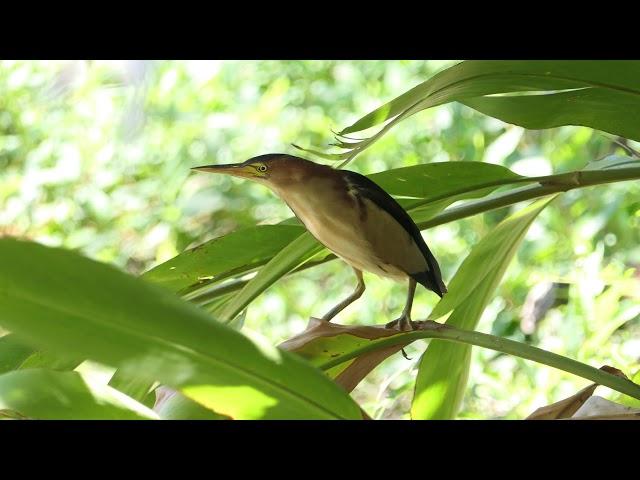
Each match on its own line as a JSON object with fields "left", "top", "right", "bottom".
{"left": 417, "top": 166, "right": 640, "bottom": 229}
{"left": 318, "top": 321, "right": 640, "bottom": 401}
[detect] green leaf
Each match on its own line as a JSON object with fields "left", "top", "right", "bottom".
{"left": 328, "top": 61, "right": 640, "bottom": 165}
{"left": 0, "top": 369, "right": 158, "bottom": 420}
{"left": 368, "top": 161, "right": 524, "bottom": 200}
{"left": 142, "top": 225, "right": 304, "bottom": 293}
{"left": 611, "top": 368, "right": 640, "bottom": 410}
{"left": 18, "top": 351, "right": 82, "bottom": 371}
{"left": 217, "top": 232, "right": 326, "bottom": 323}
{"left": 0, "top": 333, "right": 82, "bottom": 376}
{"left": 0, "top": 334, "right": 34, "bottom": 374}
{"left": 154, "top": 386, "right": 228, "bottom": 420}
{"left": 108, "top": 370, "right": 155, "bottom": 404}
{"left": 462, "top": 88, "right": 640, "bottom": 142}
{"left": 412, "top": 196, "right": 556, "bottom": 419}
{"left": 408, "top": 187, "right": 499, "bottom": 225}
{"left": 0, "top": 238, "right": 364, "bottom": 420}
{"left": 342, "top": 60, "right": 640, "bottom": 135}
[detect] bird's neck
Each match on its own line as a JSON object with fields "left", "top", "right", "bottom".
{"left": 269, "top": 170, "right": 350, "bottom": 229}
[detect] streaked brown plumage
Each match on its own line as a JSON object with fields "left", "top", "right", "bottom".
{"left": 193, "top": 154, "right": 446, "bottom": 330}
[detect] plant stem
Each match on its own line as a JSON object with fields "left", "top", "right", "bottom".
{"left": 418, "top": 166, "right": 640, "bottom": 229}
{"left": 318, "top": 321, "right": 640, "bottom": 401}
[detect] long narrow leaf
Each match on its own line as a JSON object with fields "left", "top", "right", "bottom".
{"left": 321, "top": 61, "right": 640, "bottom": 163}
{"left": 217, "top": 232, "right": 325, "bottom": 323}
{"left": 412, "top": 196, "right": 556, "bottom": 419}
{"left": 0, "top": 334, "right": 34, "bottom": 374}
{"left": 143, "top": 225, "right": 304, "bottom": 294}
{"left": 462, "top": 88, "right": 640, "bottom": 142}
{"left": 341, "top": 60, "right": 640, "bottom": 135}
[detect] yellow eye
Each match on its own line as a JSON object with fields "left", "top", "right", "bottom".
{"left": 257, "top": 164, "right": 268, "bottom": 172}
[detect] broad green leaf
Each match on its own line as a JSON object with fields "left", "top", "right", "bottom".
{"left": 0, "top": 369, "right": 158, "bottom": 420}
{"left": 341, "top": 60, "right": 640, "bottom": 135}
{"left": 0, "top": 238, "right": 364, "bottom": 420}
{"left": 142, "top": 225, "right": 304, "bottom": 293}
{"left": 412, "top": 196, "right": 556, "bottom": 419}
{"left": 462, "top": 88, "right": 640, "bottom": 142}
{"left": 0, "top": 334, "right": 34, "bottom": 374}
{"left": 368, "top": 161, "right": 524, "bottom": 200}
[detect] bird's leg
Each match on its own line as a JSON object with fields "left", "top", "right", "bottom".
{"left": 385, "top": 278, "right": 417, "bottom": 331}
{"left": 321, "top": 268, "right": 365, "bottom": 322}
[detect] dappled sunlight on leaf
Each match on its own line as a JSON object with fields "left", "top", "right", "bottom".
{"left": 0, "top": 369, "right": 158, "bottom": 419}
{"left": 0, "top": 238, "right": 364, "bottom": 420}
{"left": 154, "top": 386, "right": 229, "bottom": 420}
{"left": 182, "top": 385, "right": 279, "bottom": 420}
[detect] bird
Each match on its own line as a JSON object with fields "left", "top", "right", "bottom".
{"left": 193, "top": 153, "right": 447, "bottom": 331}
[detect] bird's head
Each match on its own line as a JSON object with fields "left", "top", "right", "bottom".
{"left": 192, "top": 154, "right": 327, "bottom": 190}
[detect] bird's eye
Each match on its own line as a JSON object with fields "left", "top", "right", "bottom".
{"left": 257, "top": 165, "right": 268, "bottom": 172}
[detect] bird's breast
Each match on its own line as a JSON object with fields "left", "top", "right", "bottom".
{"left": 274, "top": 179, "right": 427, "bottom": 281}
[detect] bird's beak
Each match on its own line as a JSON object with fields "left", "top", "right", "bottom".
{"left": 191, "top": 163, "right": 256, "bottom": 179}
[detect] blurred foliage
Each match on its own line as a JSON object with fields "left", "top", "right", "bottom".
{"left": 1, "top": 60, "right": 639, "bottom": 419}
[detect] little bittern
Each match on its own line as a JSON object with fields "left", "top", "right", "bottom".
{"left": 193, "top": 154, "right": 447, "bottom": 331}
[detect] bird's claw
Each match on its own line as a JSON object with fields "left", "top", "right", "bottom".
{"left": 385, "top": 316, "right": 415, "bottom": 360}
{"left": 384, "top": 316, "right": 417, "bottom": 332}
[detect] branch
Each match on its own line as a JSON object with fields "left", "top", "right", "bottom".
{"left": 318, "top": 321, "right": 640, "bottom": 401}
{"left": 417, "top": 166, "right": 640, "bottom": 230}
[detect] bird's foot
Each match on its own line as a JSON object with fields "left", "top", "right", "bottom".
{"left": 385, "top": 315, "right": 415, "bottom": 360}
{"left": 385, "top": 315, "right": 417, "bottom": 332}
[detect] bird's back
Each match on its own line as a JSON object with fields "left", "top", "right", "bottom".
{"left": 341, "top": 170, "right": 447, "bottom": 297}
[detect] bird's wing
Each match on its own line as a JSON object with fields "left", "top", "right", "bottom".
{"left": 342, "top": 170, "right": 447, "bottom": 296}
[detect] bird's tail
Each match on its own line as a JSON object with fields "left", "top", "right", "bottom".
{"left": 411, "top": 254, "right": 447, "bottom": 298}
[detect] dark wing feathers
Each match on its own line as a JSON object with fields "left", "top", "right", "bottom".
{"left": 342, "top": 170, "right": 447, "bottom": 297}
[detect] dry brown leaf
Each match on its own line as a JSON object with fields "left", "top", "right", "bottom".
{"left": 568, "top": 413, "right": 640, "bottom": 420}
{"left": 527, "top": 365, "right": 630, "bottom": 420}
{"left": 334, "top": 344, "right": 407, "bottom": 392}
{"left": 280, "top": 318, "right": 443, "bottom": 393}
{"left": 279, "top": 317, "right": 401, "bottom": 350}
{"left": 570, "top": 395, "right": 640, "bottom": 419}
